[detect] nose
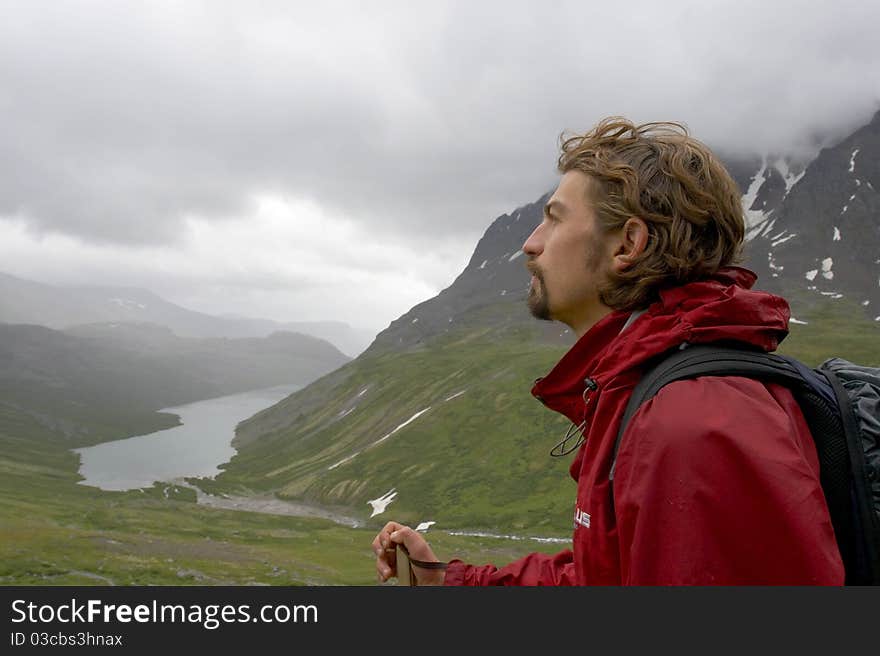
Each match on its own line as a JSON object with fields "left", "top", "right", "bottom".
{"left": 522, "top": 222, "right": 544, "bottom": 258}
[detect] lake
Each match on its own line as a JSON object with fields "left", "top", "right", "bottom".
{"left": 74, "top": 384, "right": 301, "bottom": 491}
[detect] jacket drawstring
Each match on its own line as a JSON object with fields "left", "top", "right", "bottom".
{"left": 550, "top": 377, "right": 598, "bottom": 457}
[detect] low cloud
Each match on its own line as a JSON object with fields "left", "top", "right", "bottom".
{"left": 0, "top": 196, "right": 464, "bottom": 332}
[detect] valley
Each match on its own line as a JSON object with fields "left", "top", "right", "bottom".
{"left": 2, "top": 109, "right": 879, "bottom": 586}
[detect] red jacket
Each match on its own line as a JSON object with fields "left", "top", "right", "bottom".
{"left": 444, "top": 267, "right": 844, "bottom": 585}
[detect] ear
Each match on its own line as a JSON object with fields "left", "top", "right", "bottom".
{"left": 611, "top": 217, "right": 648, "bottom": 273}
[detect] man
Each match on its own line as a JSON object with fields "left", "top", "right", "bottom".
{"left": 372, "top": 117, "right": 844, "bottom": 585}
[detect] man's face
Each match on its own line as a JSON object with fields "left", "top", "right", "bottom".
{"left": 522, "top": 171, "right": 614, "bottom": 334}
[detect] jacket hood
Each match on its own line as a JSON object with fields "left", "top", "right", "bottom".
{"left": 532, "top": 267, "right": 790, "bottom": 416}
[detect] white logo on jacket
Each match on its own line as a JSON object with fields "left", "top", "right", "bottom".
{"left": 574, "top": 506, "right": 591, "bottom": 529}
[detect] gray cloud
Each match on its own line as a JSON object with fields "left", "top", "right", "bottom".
{"left": 1, "top": 0, "right": 879, "bottom": 334}
{"left": 3, "top": 0, "right": 877, "bottom": 248}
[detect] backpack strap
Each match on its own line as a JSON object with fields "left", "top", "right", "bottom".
{"left": 609, "top": 344, "right": 811, "bottom": 482}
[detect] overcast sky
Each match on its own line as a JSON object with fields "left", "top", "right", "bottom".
{"left": 2, "top": 0, "right": 879, "bottom": 335}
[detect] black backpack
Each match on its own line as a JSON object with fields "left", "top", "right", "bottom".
{"left": 608, "top": 343, "right": 880, "bottom": 585}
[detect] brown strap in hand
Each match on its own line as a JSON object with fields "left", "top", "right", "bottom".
{"left": 399, "top": 543, "right": 448, "bottom": 570}
{"left": 397, "top": 544, "right": 448, "bottom": 586}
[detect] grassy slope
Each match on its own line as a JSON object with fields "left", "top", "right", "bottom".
{"left": 214, "top": 296, "right": 880, "bottom": 537}
{"left": 213, "top": 323, "right": 576, "bottom": 536}
{"left": 3, "top": 295, "right": 876, "bottom": 585}
{"left": 777, "top": 293, "right": 880, "bottom": 366}
{"left": 1, "top": 397, "right": 558, "bottom": 585}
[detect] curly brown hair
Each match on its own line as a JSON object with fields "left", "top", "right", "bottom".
{"left": 557, "top": 117, "right": 745, "bottom": 311}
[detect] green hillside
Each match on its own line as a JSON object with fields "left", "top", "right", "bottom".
{"left": 0, "top": 323, "right": 348, "bottom": 447}
{"left": 212, "top": 295, "right": 880, "bottom": 536}
{"left": 1, "top": 392, "right": 557, "bottom": 585}
{"left": 776, "top": 293, "right": 880, "bottom": 367}
{"left": 214, "top": 320, "right": 575, "bottom": 535}
{"left": 3, "top": 294, "right": 877, "bottom": 585}
{"left": 0, "top": 318, "right": 561, "bottom": 585}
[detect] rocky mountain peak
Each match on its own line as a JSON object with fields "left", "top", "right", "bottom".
{"left": 368, "top": 108, "right": 880, "bottom": 353}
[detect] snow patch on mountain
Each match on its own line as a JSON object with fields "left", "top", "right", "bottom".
{"left": 329, "top": 406, "right": 434, "bottom": 471}
{"left": 822, "top": 258, "right": 834, "bottom": 280}
{"left": 448, "top": 530, "right": 569, "bottom": 544}
{"left": 741, "top": 159, "right": 768, "bottom": 228}
{"left": 745, "top": 216, "right": 778, "bottom": 243}
{"left": 774, "top": 158, "right": 806, "bottom": 196}
{"left": 329, "top": 387, "right": 472, "bottom": 471}
{"left": 849, "top": 148, "right": 860, "bottom": 172}
{"left": 108, "top": 298, "right": 146, "bottom": 311}
{"left": 767, "top": 251, "right": 782, "bottom": 276}
{"left": 371, "top": 407, "right": 431, "bottom": 447}
{"left": 786, "top": 171, "right": 806, "bottom": 194}
{"left": 771, "top": 232, "right": 797, "bottom": 247}
{"left": 367, "top": 489, "right": 397, "bottom": 517}
{"left": 327, "top": 451, "right": 362, "bottom": 471}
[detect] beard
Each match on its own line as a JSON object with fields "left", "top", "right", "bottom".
{"left": 527, "top": 270, "right": 552, "bottom": 321}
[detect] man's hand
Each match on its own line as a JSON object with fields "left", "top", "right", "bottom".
{"left": 372, "top": 521, "right": 446, "bottom": 585}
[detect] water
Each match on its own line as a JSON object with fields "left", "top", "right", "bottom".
{"left": 74, "top": 384, "right": 300, "bottom": 491}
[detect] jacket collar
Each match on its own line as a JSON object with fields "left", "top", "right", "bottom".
{"left": 531, "top": 266, "right": 790, "bottom": 419}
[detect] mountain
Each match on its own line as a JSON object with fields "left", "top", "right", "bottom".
{"left": 368, "top": 193, "right": 566, "bottom": 354}
{"left": 0, "top": 322, "right": 350, "bottom": 447}
{"left": 210, "top": 111, "right": 880, "bottom": 534}
{"left": 741, "top": 109, "right": 880, "bottom": 320}
{"left": 371, "top": 112, "right": 880, "bottom": 354}
{"left": 65, "top": 321, "right": 350, "bottom": 390}
{"left": 0, "top": 273, "right": 372, "bottom": 357}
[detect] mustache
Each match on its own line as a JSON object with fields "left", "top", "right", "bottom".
{"left": 526, "top": 259, "right": 543, "bottom": 281}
